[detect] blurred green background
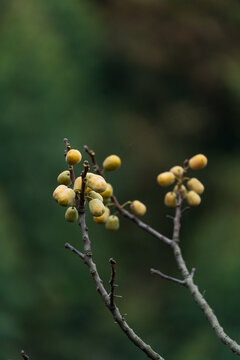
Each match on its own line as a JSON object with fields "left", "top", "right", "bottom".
{"left": 0, "top": 0, "right": 240, "bottom": 359}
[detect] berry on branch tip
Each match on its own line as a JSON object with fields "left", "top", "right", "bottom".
{"left": 66, "top": 149, "right": 82, "bottom": 166}
{"left": 103, "top": 155, "right": 121, "bottom": 171}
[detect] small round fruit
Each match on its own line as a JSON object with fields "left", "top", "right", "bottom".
{"left": 173, "top": 184, "right": 187, "bottom": 199}
{"left": 89, "top": 199, "right": 105, "bottom": 217}
{"left": 103, "top": 155, "right": 121, "bottom": 171}
{"left": 66, "top": 149, "right": 82, "bottom": 166}
{"left": 105, "top": 215, "right": 119, "bottom": 231}
{"left": 157, "top": 172, "right": 175, "bottom": 187}
{"left": 57, "top": 170, "right": 71, "bottom": 186}
{"left": 130, "top": 200, "right": 147, "bottom": 216}
{"left": 170, "top": 166, "right": 184, "bottom": 178}
{"left": 100, "top": 183, "right": 113, "bottom": 199}
{"left": 73, "top": 176, "right": 82, "bottom": 192}
{"left": 88, "top": 191, "right": 103, "bottom": 202}
{"left": 87, "top": 174, "right": 107, "bottom": 193}
{"left": 65, "top": 207, "right": 78, "bottom": 222}
{"left": 187, "top": 178, "right": 204, "bottom": 194}
{"left": 164, "top": 192, "right": 177, "bottom": 208}
{"left": 58, "top": 188, "right": 76, "bottom": 207}
{"left": 186, "top": 191, "right": 201, "bottom": 206}
{"left": 53, "top": 185, "right": 68, "bottom": 201}
{"left": 189, "top": 154, "right": 207, "bottom": 170}
{"left": 93, "top": 206, "right": 110, "bottom": 224}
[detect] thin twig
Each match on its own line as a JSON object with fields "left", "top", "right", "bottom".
{"left": 109, "top": 258, "right": 116, "bottom": 309}
{"left": 21, "top": 350, "right": 29, "bottom": 360}
{"left": 150, "top": 268, "right": 186, "bottom": 286}
{"left": 84, "top": 145, "right": 102, "bottom": 176}
{"left": 64, "top": 137, "right": 75, "bottom": 185}
{"left": 60, "top": 141, "right": 165, "bottom": 360}
{"left": 65, "top": 243, "right": 84, "bottom": 260}
{"left": 83, "top": 143, "right": 240, "bottom": 355}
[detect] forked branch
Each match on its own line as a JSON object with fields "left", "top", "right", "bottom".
{"left": 85, "top": 143, "right": 240, "bottom": 356}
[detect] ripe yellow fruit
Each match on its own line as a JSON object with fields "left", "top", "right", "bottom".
{"left": 164, "top": 192, "right": 177, "bottom": 208}
{"left": 173, "top": 184, "right": 188, "bottom": 199}
{"left": 88, "top": 191, "right": 103, "bottom": 202}
{"left": 65, "top": 207, "right": 78, "bottom": 222}
{"left": 130, "top": 200, "right": 147, "bottom": 216}
{"left": 53, "top": 185, "right": 68, "bottom": 201}
{"left": 157, "top": 172, "right": 175, "bottom": 187}
{"left": 57, "top": 170, "right": 71, "bottom": 186}
{"left": 170, "top": 166, "right": 184, "bottom": 178}
{"left": 189, "top": 154, "right": 208, "bottom": 170}
{"left": 66, "top": 149, "right": 82, "bottom": 166}
{"left": 73, "top": 176, "right": 82, "bottom": 191}
{"left": 93, "top": 206, "right": 110, "bottom": 224}
{"left": 187, "top": 178, "right": 204, "bottom": 194}
{"left": 105, "top": 215, "right": 119, "bottom": 231}
{"left": 89, "top": 199, "right": 105, "bottom": 217}
{"left": 186, "top": 191, "right": 201, "bottom": 206}
{"left": 100, "top": 183, "right": 113, "bottom": 199}
{"left": 103, "top": 155, "right": 121, "bottom": 171}
{"left": 58, "top": 188, "right": 76, "bottom": 207}
{"left": 87, "top": 173, "right": 107, "bottom": 193}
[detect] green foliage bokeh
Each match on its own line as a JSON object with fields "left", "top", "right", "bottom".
{"left": 0, "top": 0, "right": 240, "bottom": 359}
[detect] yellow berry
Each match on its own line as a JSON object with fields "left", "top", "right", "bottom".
{"left": 87, "top": 173, "right": 107, "bottom": 193}
{"left": 157, "top": 172, "right": 175, "bottom": 187}
{"left": 164, "top": 192, "right": 177, "bottom": 208}
{"left": 170, "top": 166, "right": 184, "bottom": 178}
{"left": 130, "top": 200, "right": 147, "bottom": 216}
{"left": 105, "top": 215, "right": 119, "bottom": 231}
{"left": 100, "top": 183, "right": 113, "bottom": 199}
{"left": 58, "top": 188, "right": 76, "bottom": 206}
{"left": 65, "top": 207, "right": 78, "bottom": 222}
{"left": 89, "top": 199, "right": 105, "bottom": 217}
{"left": 53, "top": 185, "right": 68, "bottom": 201}
{"left": 189, "top": 154, "right": 208, "bottom": 170}
{"left": 187, "top": 178, "right": 204, "bottom": 194}
{"left": 103, "top": 155, "right": 121, "bottom": 171}
{"left": 186, "top": 191, "right": 201, "bottom": 206}
{"left": 88, "top": 191, "right": 103, "bottom": 202}
{"left": 73, "top": 176, "right": 82, "bottom": 191}
{"left": 57, "top": 170, "right": 71, "bottom": 186}
{"left": 93, "top": 206, "right": 110, "bottom": 224}
{"left": 66, "top": 149, "right": 82, "bottom": 166}
{"left": 173, "top": 184, "right": 187, "bottom": 199}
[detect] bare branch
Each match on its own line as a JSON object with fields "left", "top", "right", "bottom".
{"left": 21, "top": 350, "right": 29, "bottom": 360}
{"left": 150, "top": 268, "right": 186, "bottom": 286}
{"left": 109, "top": 258, "right": 116, "bottom": 309}
{"left": 65, "top": 243, "right": 84, "bottom": 260}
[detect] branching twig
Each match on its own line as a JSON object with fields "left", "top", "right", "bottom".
{"left": 64, "top": 142, "right": 165, "bottom": 360}
{"left": 65, "top": 242, "right": 84, "bottom": 260}
{"left": 21, "top": 350, "right": 29, "bottom": 360}
{"left": 150, "top": 268, "right": 186, "bottom": 286}
{"left": 84, "top": 144, "right": 240, "bottom": 356}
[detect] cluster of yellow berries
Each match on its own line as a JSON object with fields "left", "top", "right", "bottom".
{"left": 157, "top": 154, "right": 208, "bottom": 208}
{"left": 52, "top": 149, "right": 123, "bottom": 230}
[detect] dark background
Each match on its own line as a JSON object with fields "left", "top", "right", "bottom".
{"left": 0, "top": 0, "right": 240, "bottom": 359}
